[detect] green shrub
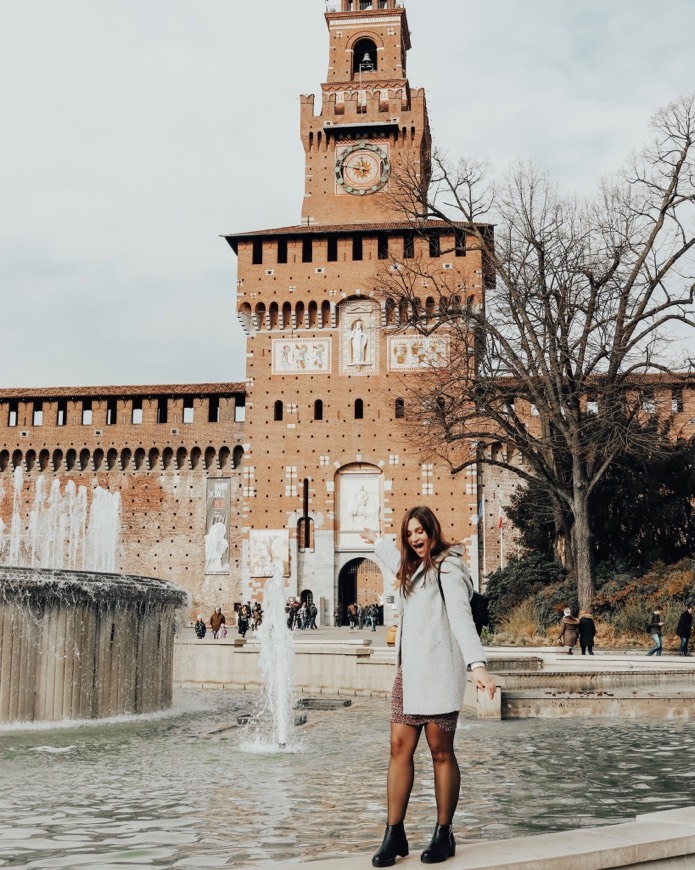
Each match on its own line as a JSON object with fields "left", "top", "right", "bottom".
{"left": 485, "top": 554, "right": 566, "bottom": 625}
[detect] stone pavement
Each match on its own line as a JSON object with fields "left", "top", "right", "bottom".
{"left": 261, "top": 807, "right": 695, "bottom": 869}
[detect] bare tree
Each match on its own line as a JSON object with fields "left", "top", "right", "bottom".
{"left": 381, "top": 94, "right": 695, "bottom": 609}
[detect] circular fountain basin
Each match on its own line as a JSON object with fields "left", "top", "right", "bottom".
{"left": 0, "top": 566, "right": 187, "bottom": 722}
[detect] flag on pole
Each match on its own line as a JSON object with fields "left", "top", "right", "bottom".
{"left": 497, "top": 496, "right": 505, "bottom": 530}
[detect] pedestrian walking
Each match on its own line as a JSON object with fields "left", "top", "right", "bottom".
{"left": 559, "top": 607, "right": 580, "bottom": 654}
{"left": 578, "top": 611, "right": 596, "bottom": 655}
{"left": 646, "top": 607, "right": 664, "bottom": 656}
{"left": 210, "top": 607, "right": 226, "bottom": 639}
{"left": 238, "top": 604, "right": 250, "bottom": 638}
{"left": 676, "top": 605, "right": 693, "bottom": 656}
{"left": 194, "top": 614, "right": 207, "bottom": 639}
{"left": 362, "top": 506, "right": 495, "bottom": 867}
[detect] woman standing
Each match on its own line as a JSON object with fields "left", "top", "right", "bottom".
{"left": 559, "top": 608, "right": 580, "bottom": 654}
{"left": 578, "top": 610, "right": 597, "bottom": 655}
{"left": 362, "top": 506, "right": 496, "bottom": 867}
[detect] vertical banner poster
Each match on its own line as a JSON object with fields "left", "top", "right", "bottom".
{"left": 205, "top": 478, "right": 231, "bottom": 574}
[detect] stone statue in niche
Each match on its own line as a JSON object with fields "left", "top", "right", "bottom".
{"left": 349, "top": 318, "right": 368, "bottom": 365}
{"left": 340, "top": 300, "right": 379, "bottom": 375}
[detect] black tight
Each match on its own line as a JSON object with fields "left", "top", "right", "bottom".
{"left": 386, "top": 721, "right": 460, "bottom": 826}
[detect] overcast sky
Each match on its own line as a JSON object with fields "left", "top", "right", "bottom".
{"left": 1, "top": 0, "right": 693, "bottom": 389}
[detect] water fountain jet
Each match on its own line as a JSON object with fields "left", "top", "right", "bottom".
{"left": 242, "top": 562, "right": 297, "bottom": 751}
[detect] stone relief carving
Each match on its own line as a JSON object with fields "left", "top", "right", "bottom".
{"left": 340, "top": 300, "right": 379, "bottom": 375}
{"left": 388, "top": 335, "right": 449, "bottom": 371}
{"left": 273, "top": 339, "right": 331, "bottom": 374}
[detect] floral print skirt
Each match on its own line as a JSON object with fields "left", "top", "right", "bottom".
{"left": 390, "top": 667, "right": 459, "bottom": 732}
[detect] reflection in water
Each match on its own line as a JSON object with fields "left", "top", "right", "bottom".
{"left": 1, "top": 688, "right": 694, "bottom": 867}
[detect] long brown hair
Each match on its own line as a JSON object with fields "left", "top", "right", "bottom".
{"left": 397, "top": 506, "right": 453, "bottom": 596}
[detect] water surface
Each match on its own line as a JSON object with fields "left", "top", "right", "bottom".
{"left": 1, "top": 688, "right": 693, "bottom": 867}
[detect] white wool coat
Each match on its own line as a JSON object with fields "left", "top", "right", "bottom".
{"left": 375, "top": 539, "right": 487, "bottom": 716}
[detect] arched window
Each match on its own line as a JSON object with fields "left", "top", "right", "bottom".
{"left": 282, "top": 301, "right": 292, "bottom": 329}
{"left": 238, "top": 302, "right": 253, "bottom": 334}
{"left": 353, "top": 38, "right": 377, "bottom": 74}
{"left": 269, "top": 302, "right": 279, "bottom": 329}
{"left": 395, "top": 398, "right": 405, "bottom": 419}
{"left": 176, "top": 447, "right": 188, "bottom": 470}
{"left": 314, "top": 399, "right": 323, "bottom": 421}
{"left": 274, "top": 400, "right": 284, "bottom": 422}
{"left": 308, "top": 301, "right": 318, "bottom": 327}
{"left": 355, "top": 399, "right": 364, "bottom": 420}
{"left": 134, "top": 448, "right": 146, "bottom": 470}
{"left": 107, "top": 448, "right": 118, "bottom": 470}
{"left": 204, "top": 446, "right": 216, "bottom": 469}
{"left": 254, "top": 302, "right": 266, "bottom": 331}
{"left": 298, "top": 517, "right": 315, "bottom": 553}
{"left": 233, "top": 445, "right": 244, "bottom": 468}
{"left": 93, "top": 448, "right": 104, "bottom": 472}
{"left": 149, "top": 448, "right": 160, "bottom": 470}
{"left": 321, "top": 300, "right": 331, "bottom": 327}
{"left": 190, "top": 447, "right": 201, "bottom": 470}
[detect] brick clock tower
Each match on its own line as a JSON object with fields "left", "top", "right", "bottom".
{"left": 225, "top": 0, "right": 485, "bottom": 623}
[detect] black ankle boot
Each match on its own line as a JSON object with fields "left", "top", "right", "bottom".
{"left": 372, "top": 821, "right": 409, "bottom": 867}
{"left": 421, "top": 823, "right": 455, "bottom": 864}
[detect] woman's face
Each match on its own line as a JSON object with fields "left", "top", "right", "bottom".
{"left": 406, "top": 517, "right": 430, "bottom": 560}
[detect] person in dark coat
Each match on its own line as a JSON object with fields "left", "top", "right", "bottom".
{"left": 578, "top": 611, "right": 596, "bottom": 655}
{"left": 194, "top": 614, "right": 206, "bottom": 639}
{"left": 559, "top": 608, "right": 580, "bottom": 654}
{"left": 646, "top": 608, "right": 664, "bottom": 656}
{"left": 238, "top": 605, "right": 250, "bottom": 638}
{"left": 676, "top": 606, "right": 693, "bottom": 656}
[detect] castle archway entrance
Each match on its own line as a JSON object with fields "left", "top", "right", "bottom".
{"left": 337, "top": 557, "right": 383, "bottom": 624}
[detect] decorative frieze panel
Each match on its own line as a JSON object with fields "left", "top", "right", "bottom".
{"left": 387, "top": 335, "right": 449, "bottom": 371}
{"left": 272, "top": 339, "right": 331, "bottom": 374}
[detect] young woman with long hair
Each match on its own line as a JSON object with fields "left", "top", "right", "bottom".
{"left": 361, "top": 506, "right": 496, "bottom": 866}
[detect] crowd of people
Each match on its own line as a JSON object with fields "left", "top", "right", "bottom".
{"left": 285, "top": 598, "right": 319, "bottom": 630}
{"left": 195, "top": 599, "right": 695, "bottom": 662}
{"left": 334, "top": 601, "right": 382, "bottom": 631}
{"left": 557, "top": 604, "right": 694, "bottom": 657}
{"left": 194, "top": 599, "right": 389, "bottom": 636}
{"left": 194, "top": 602, "right": 264, "bottom": 640}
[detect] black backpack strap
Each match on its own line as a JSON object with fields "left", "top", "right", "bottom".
{"left": 436, "top": 560, "right": 447, "bottom": 609}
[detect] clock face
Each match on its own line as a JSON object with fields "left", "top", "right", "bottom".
{"left": 335, "top": 143, "right": 390, "bottom": 196}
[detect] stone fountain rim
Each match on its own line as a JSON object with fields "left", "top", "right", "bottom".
{"left": 0, "top": 565, "right": 188, "bottom": 606}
